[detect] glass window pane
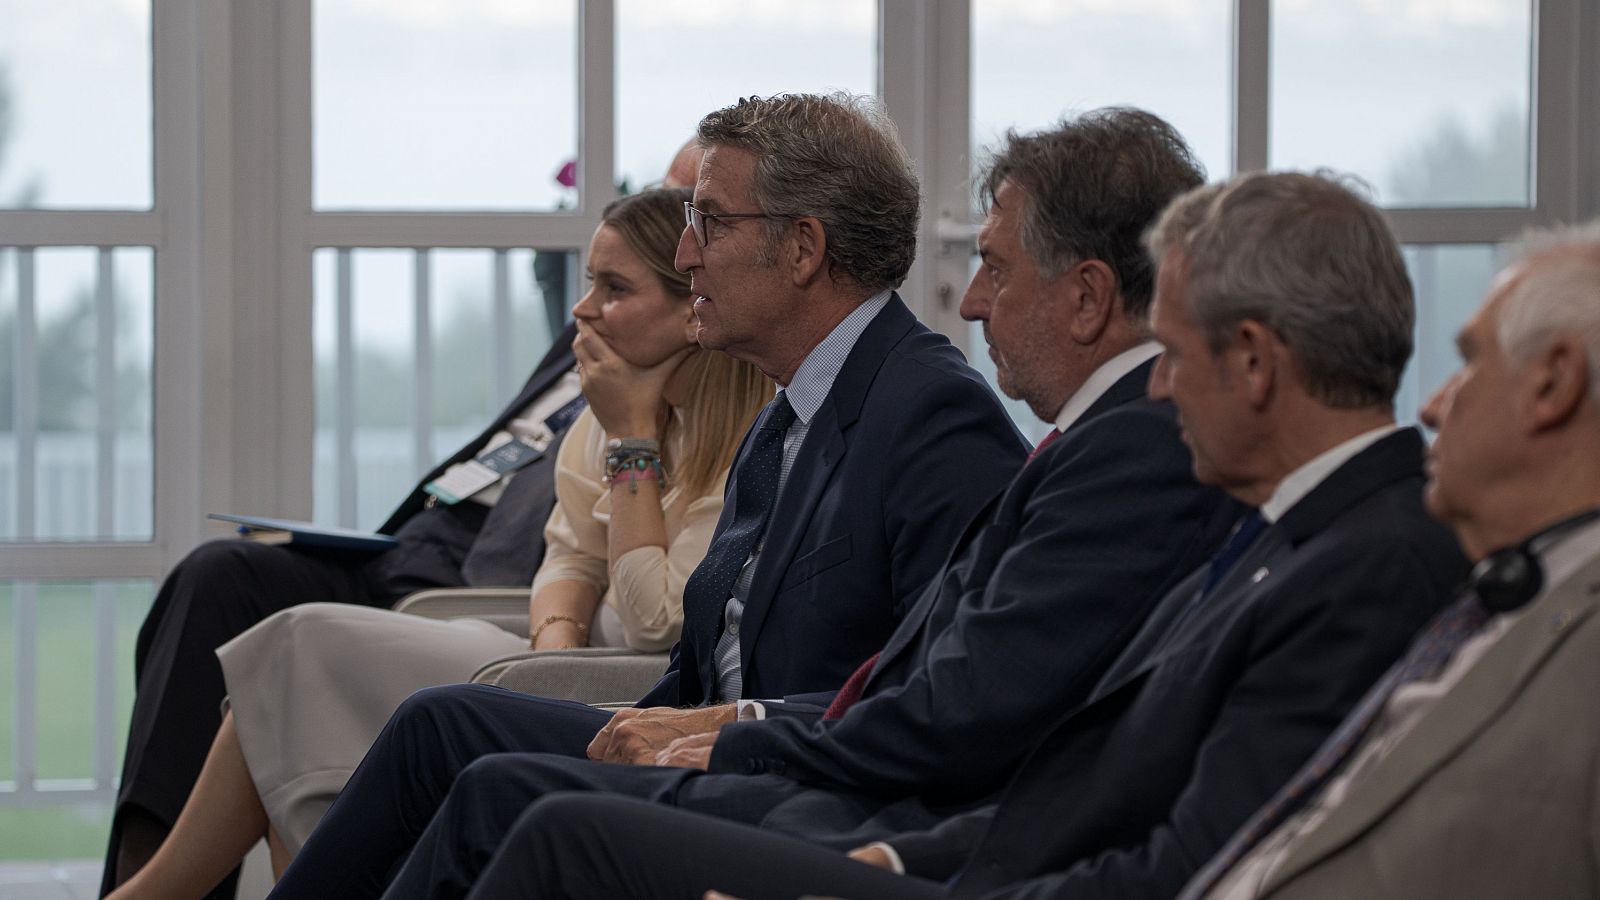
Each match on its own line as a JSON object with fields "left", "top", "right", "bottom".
{"left": 313, "top": 1, "right": 578, "bottom": 210}
{"left": 972, "top": 1, "right": 1232, "bottom": 191}
{"left": 1396, "top": 243, "right": 1502, "bottom": 425}
{"left": 616, "top": 0, "right": 876, "bottom": 192}
{"left": 1271, "top": 1, "right": 1532, "bottom": 207}
{"left": 314, "top": 247, "right": 575, "bottom": 529}
{"left": 0, "top": 0, "right": 152, "bottom": 209}
{"left": 0, "top": 579, "right": 153, "bottom": 863}
{"left": 1, "top": 247, "right": 154, "bottom": 542}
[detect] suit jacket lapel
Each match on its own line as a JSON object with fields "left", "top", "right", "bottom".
{"left": 869, "top": 360, "right": 1158, "bottom": 684}
{"left": 1096, "top": 429, "right": 1426, "bottom": 697}
{"left": 738, "top": 296, "right": 916, "bottom": 666}
{"left": 1263, "top": 552, "right": 1600, "bottom": 894}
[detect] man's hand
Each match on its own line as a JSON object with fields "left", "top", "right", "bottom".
{"left": 655, "top": 730, "right": 718, "bottom": 770}
{"left": 586, "top": 705, "right": 735, "bottom": 765}
{"left": 847, "top": 844, "right": 897, "bottom": 871}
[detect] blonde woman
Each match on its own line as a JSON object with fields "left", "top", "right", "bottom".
{"left": 108, "top": 187, "right": 772, "bottom": 899}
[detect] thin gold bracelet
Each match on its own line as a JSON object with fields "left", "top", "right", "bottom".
{"left": 530, "top": 614, "right": 589, "bottom": 646}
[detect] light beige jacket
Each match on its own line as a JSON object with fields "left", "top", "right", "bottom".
{"left": 1259, "top": 550, "right": 1600, "bottom": 898}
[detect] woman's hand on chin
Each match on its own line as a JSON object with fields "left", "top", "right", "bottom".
{"left": 574, "top": 322, "right": 694, "bottom": 438}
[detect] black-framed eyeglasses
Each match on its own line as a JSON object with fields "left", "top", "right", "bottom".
{"left": 683, "top": 202, "right": 780, "bottom": 248}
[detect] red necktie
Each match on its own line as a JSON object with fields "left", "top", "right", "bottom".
{"left": 1026, "top": 428, "right": 1063, "bottom": 465}
{"left": 823, "top": 651, "right": 881, "bottom": 720}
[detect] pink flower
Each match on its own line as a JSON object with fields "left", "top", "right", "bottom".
{"left": 555, "top": 160, "right": 578, "bottom": 188}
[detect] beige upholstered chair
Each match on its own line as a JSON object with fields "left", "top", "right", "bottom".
{"left": 392, "top": 587, "right": 669, "bottom": 706}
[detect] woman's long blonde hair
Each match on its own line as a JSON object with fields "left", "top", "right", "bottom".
{"left": 600, "top": 188, "right": 775, "bottom": 497}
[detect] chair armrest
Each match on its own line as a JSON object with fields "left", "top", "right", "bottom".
{"left": 392, "top": 586, "right": 531, "bottom": 638}
{"left": 471, "top": 649, "right": 669, "bottom": 707}
{"left": 393, "top": 586, "right": 529, "bottom": 618}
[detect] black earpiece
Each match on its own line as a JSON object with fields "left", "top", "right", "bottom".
{"left": 1470, "top": 508, "right": 1600, "bottom": 614}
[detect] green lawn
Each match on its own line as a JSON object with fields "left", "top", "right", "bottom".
{"left": 0, "top": 580, "right": 151, "bottom": 860}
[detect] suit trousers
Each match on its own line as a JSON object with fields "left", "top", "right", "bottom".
{"left": 266, "top": 684, "right": 615, "bottom": 900}
{"left": 456, "top": 793, "right": 948, "bottom": 900}
{"left": 381, "top": 752, "right": 816, "bottom": 899}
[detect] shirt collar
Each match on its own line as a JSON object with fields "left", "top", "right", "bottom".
{"left": 781, "top": 289, "right": 892, "bottom": 425}
{"left": 1051, "top": 341, "right": 1162, "bottom": 433}
{"left": 1532, "top": 515, "right": 1600, "bottom": 592}
{"left": 1260, "top": 423, "right": 1404, "bottom": 523}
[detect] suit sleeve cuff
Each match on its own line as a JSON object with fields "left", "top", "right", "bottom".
{"left": 735, "top": 700, "right": 770, "bottom": 720}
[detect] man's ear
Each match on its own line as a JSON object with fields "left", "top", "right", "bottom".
{"left": 1065, "top": 259, "right": 1118, "bottom": 346}
{"left": 788, "top": 217, "right": 829, "bottom": 287}
{"left": 1233, "top": 319, "right": 1284, "bottom": 409}
{"left": 1524, "top": 337, "right": 1590, "bottom": 431}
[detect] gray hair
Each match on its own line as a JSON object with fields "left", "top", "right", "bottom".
{"left": 980, "top": 107, "right": 1206, "bottom": 322}
{"left": 1498, "top": 219, "right": 1600, "bottom": 402}
{"left": 697, "top": 93, "right": 920, "bottom": 292}
{"left": 1145, "top": 170, "right": 1414, "bottom": 410}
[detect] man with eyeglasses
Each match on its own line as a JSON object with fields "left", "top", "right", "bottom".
{"left": 265, "top": 92, "right": 1025, "bottom": 899}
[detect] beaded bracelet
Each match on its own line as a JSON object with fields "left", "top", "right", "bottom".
{"left": 606, "top": 457, "right": 666, "bottom": 494}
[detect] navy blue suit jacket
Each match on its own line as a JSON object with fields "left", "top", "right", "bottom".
{"left": 638, "top": 295, "right": 1027, "bottom": 708}
{"left": 705, "top": 361, "right": 1242, "bottom": 810}
{"left": 888, "top": 428, "right": 1470, "bottom": 900}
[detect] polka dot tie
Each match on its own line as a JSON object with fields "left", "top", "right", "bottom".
{"left": 681, "top": 393, "right": 798, "bottom": 649}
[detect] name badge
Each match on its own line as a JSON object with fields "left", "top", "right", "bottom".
{"left": 423, "top": 394, "right": 586, "bottom": 505}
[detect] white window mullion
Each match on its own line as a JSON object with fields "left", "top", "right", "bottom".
{"left": 95, "top": 248, "right": 118, "bottom": 539}
{"left": 12, "top": 581, "right": 39, "bottom": 793}
{"left": 1531, "top": 0, "right": 1580, "bottom": 227}
{"left": 1232, "top": 0, "right": 1270, "bottom": 174}
{"left": 0, "top": 212, "right": 164, "bottom": 247}
{"left": 335, "top": 248, "right": 357, "bottom": 528}
{"left": 151, "top": 0, "right": 207, "bottom": 561}
{"left": 578, "top": 0, "right": 616, "bottom": 221}
{"left": 93, "top": 580, "right": 120, "bottom": 789}
{"left": 575, "top": 0, "right": 615, "bottom": 286}
{"left": 491, "top": 249, "right": 513, "bottom": 407}
{"left": 412, "top": 250, "right": 434, "bottom": 477}
{"left": 304, "top": 214, "right": 601, "bottom": 249}
{"left": 882, "top": 0, "right": 971, "bottom": 345}
{"left": 13, "top": 248, "right": 38, "bottom": 541}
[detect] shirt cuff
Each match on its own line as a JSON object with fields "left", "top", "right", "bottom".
{"left": 861, "top": 842, "right": 905, "bottom": 875}
{"left": 735, "top": 700, "right": 769, "bottom": 721}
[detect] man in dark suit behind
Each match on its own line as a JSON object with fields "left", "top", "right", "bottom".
{"left": 368, "top": 107, "right": 1245, "bottom": 900}
{"left": 264, "top": 92, "right": 1025, "bottom": 899}
{"left": 441, "top": 172, "right": 1471, "bottom": 900}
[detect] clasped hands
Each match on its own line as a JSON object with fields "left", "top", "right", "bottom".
{"left": 585, "top": 704, "right": 734, "bottom": 768}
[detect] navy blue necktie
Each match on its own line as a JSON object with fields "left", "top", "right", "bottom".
{"left": 681, "top": 393, "right": 798, "bottom": 623}
{"left": 1200, "top": 510, "right": 1268, "bottom": 598}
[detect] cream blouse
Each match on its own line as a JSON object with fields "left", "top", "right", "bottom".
{"left": 529, "top": 407, "right": 727, "bottom": 652}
